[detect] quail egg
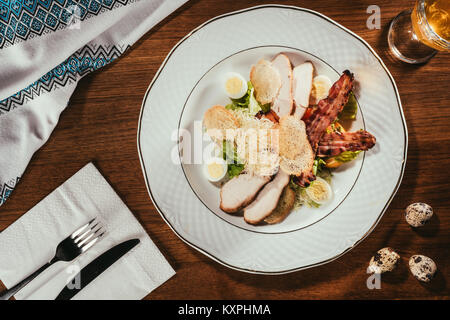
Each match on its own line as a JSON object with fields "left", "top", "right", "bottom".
{"left": 310, "top": 75, "right": 332, "bottom": 104}
{"left": 204, "top": 157, "right": 227, "bottom": 182}
{"left": 368, "top": 247, "right": 400, "bottom": 273}
{"left": 405, "top": 202, "right": 433, "bottom": 227}
{"left": 224, "top": 72, "right": 248, "bottom": 99}
{"left": 305, "top": 177, "right": 332, "bottom": 204}
{"left": 409, "top": 255, "right": 437, "bottom": 282}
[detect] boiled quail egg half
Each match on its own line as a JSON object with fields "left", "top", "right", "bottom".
{"left": 224, "top": 72, "right": 248, "bottom": 99}
{"left": 310, "top": 75, "right": 332, "bottom": 105}
{"left": 305, "top": 177, "right": 332, "bottom": 204}
{"left": 204, "top": 157, "right": 227, "bottom": 182}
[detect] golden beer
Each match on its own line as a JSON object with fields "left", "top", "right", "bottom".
{"left": 411, "top": 0, "right": 450, "bottom": 51}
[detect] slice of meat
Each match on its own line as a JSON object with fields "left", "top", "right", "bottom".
{"left": 243, "top": 170, "right": 290, "bottom": 225}
{"left": 271, "top": 54, "right": 293, "bottom": 117}
{"left": 304, "top": 70, "right": 354, "bottom": 152}
{"left": 318, "top": 130, "right": 376, "bottom": 157}
{"left": 220, "top": 173, "right": 271, "bottom": 213}
{"left": 292, "top": 62, "right": 314, "bottom": 119}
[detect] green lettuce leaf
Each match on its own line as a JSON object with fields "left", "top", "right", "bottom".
{"left": 227, "top": 163, "right": 245, "bottom": 178}
{"left": 248, "top": 87, "right": 262, "bottom": 115}
{"left": 333, "top": 150, "right": 361, "bottom": 163}
{"left": 225, "top": 81, "right": 271, "bottom": 115}
{"left": 339, "top": 91, "right": 358, "bottom": 120}
{"left": 260, "top": 102, "right": 271, "bottom": 113}
{"left": 312, "top": 158, "right": 327, "bottom": 176}
{"left": 222, "top": 141, "right": 244, "bottom": 178}
{"left": 226, "top": 81, "right": 253, "bottom": 110}
{"left": 222, "top": 141, "right": 237, "bottom": 163}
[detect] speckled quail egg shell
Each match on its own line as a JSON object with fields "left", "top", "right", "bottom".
{"left": 409, "top": 255, "right": 437, "bottom": 282}
{"left": 368, "top": 247, "right": 400, "bottom": 273}
{"left": 405, "top": 202, "right": 433, "bottom": 227}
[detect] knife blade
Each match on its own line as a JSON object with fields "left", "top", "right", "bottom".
{"left": 55, "top": 238, "right": 140, "bottom": 300}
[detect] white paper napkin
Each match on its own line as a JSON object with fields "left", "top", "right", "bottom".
{"left": 0, "top": 162, "right": 175, "bottom": 300}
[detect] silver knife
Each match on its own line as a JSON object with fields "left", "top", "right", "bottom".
{"left": 55, "top": 238, "right": 140, "bottom": 300}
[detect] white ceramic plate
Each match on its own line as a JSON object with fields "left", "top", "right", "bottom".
{"left": 138, "top": 5, "right": 407, "bottom": 274}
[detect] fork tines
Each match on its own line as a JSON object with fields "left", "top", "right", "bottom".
{"left": 71, "top": 217, "right": 106, "bottom": 252}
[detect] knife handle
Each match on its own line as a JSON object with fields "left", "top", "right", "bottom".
{"left": 0, "top": 262, "right": 53, "bottom": 300}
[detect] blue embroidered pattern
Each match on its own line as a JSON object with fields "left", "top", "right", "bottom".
{"left": 0, "top": 0, "right": 132, "bottom": 49}
{"left": 0, "top": 43, "right": 129, "bottom": 113}
{"left": 0, "top": 176, "right": 20, "bottom": 205}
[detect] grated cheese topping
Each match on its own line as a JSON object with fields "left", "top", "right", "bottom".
{"left": 228, "top": 109, "right": 280, "bottom": 176}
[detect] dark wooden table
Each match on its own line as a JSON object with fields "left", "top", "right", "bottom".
{"left": 1, "top": 0, "right": 449, "bottom": 300}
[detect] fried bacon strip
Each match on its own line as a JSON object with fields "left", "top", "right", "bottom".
{"left": 291, "top": 171, "right": 316, "bottom": 188}
{"left": 317, "top": 130, "right": 376, "bottom": 157}
{"left": 294, "top": 70, "right": 354, "bottom": 187}
{"left": 304, "top": 70, "right": 354, "bottom": 152}
{"left": 255, "top": 109, "right": 280, "bottom": 123}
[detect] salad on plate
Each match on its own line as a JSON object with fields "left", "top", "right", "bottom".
{"left": 202, "top": 53, "right": 376, "bottom": 225}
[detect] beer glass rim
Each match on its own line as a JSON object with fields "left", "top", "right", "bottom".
{"left": 416, "top": 0, "right": 450, "bottom": 48}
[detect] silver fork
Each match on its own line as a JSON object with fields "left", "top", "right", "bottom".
{"left": 0, "top": 217, "right": 105, "bottom": 300}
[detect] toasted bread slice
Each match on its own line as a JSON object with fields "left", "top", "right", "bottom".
{"left": 203, "top": 105, "right": 239, "bottom": 140}
{"left": 278, "top": 115, "right": 314, "bottom": 176}
{"left": 264, "top": 186, "right": 296, "bottom": 224}
{"left": 250, "top": 59, "right": 282, "bottom": 105}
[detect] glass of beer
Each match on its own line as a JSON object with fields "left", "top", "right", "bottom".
{"left": 388, "top": 0, "right": 450, "bottom": 64}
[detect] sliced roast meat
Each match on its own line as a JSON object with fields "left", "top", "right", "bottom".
{"left": 220, "top": 173, "right": 271, "bottom": 213}
{"left": 271, "top": 54, "right": 294, "bottom": 117}
{"left": 292, "top": 62, "right": 314, "bottom": 119}
{"left": 243, "top": 170, "right": 290, "bottom": 225}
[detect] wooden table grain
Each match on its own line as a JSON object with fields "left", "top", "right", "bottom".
{"left": 0, "top": 0, "right": 449, "bottom": 300}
